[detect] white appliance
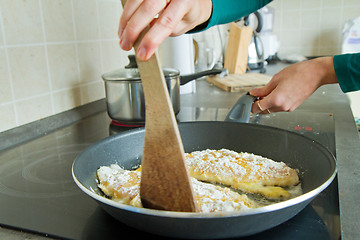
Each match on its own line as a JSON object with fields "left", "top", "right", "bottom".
{"left": 161, "top": 35, "right": 196, "bottom": 94}
{"left": 253, "top": 6, "right": 280, "bottom": 61}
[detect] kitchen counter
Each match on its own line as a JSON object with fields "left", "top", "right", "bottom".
{"left": 0, "top": 62, "right": 359, "bottom": 239}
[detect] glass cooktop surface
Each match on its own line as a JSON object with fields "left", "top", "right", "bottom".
{"left": 0, "top": 109, "right": 340, "bottom": 239}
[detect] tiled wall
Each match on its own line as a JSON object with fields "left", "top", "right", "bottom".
{"left": 0, "top": 0, "right": 130, "bottom": 132}
{"left": 269, "top": 0, "right": 360, "bottom": 56}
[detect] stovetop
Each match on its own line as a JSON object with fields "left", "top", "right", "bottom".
{"left": 0, "top": 109, "right": 340, "bottom": 240}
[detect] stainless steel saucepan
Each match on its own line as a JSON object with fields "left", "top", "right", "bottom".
{"left": 102, "top": 55, "right": 224, "bottom": 125}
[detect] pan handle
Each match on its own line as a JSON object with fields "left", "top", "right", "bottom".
{"left": 180, "top": 68, "right": 226, "bottom": 85}
{"left": 224, "top": 92, "right": 257, "bottom": 123}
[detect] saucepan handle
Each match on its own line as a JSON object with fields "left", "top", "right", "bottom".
{"left": 180, "top": 69, "right": 225, "bottom": 85}
{"left": 224, "top": 92, "right": 257, "bottom": 123}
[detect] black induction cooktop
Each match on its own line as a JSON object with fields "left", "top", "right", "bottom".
{"left": 0, "top": 110, "right": 340, "bottom": 240}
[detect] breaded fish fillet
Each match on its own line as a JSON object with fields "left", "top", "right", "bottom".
{"left": 185, "top": 149, "right": 299, "bottom": 199}
{"left": 97, "top": 164, "right": 258, "bottom": 213}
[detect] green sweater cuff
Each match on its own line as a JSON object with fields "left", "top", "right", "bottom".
{"left": 334, "top": 53, "right": 360, "bottom": 93}
{"left": 188, "top": 0, "right": 272, "bottom": 33}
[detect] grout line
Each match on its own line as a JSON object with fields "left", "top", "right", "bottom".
{"left": 70, "top": 0, "right": 82, "bottom": 89}
{"left": 338, "top": 0, "right": 345, "bottom": 54}
{"left": 38, "top": 0, "right": 55, "bottom": 115}
{"left": 70, "top": 0, "right": 78, "bottom": 44}
{"left": 0, "top": 79, "right": 102, "bottom": 108}
{"left": 70, "top": 0, "right": 82, "bottom": 105}
{"left": 0, "top": 38, "right": 119, "bottom": 49}
{"left": 318, "top": 0, "right": 324, "bottom": 56}
{"left": 0, "top": 92, "right": 52, "bottom": 107}
{"left": 95, "top": 0, "right": 106, "bottom": 84}
{"left": 0, "top": 5, "right": 19, "bottom": 126}
{"left": 98, "top": 0, "right": 106, "bottom": 76}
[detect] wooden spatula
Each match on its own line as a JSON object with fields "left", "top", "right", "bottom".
{"left": 120, "top": 1, "right": 198, "bottom": 212}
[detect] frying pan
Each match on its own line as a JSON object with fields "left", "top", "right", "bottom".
{"left": 72, "top": 94, "right": 336, "bottom": 239}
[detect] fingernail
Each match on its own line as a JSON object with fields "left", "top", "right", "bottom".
{"left": 137, "top": 47, "right": 146, "bottom": 60}
{"left": 120, "top": 37, "right": 131, "bottom": 50}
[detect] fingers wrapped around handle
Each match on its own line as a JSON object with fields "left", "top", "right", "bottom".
{"left": 119, "top": 0, "right": 212, "bottom": 61}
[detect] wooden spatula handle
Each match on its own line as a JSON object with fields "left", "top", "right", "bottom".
{"left": 120, "top": 0, "right": 198, "bottom": 212}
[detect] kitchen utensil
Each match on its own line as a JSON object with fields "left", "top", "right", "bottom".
{"left": 224, "top": 22, "right": 253, "bottom": 74}
{"left": 245, "top": 11, "right": 266, "bottom": 72}
{"left": 122, "top": 0, "right": 197, "bottom": 212}
{"left": 135, "top": 51, "right": 197, "bottom": 212}
{"left": 102, "top": 55, "right": 223, "bottom": 126}
{"left": 72, "top": 93, "right": 337, "bottom": 238}
{"left": 207, "top": 72, "right": 271, "bottom": 92}
{"left": 134, "top": 49, "right": 197, "bottom": 212}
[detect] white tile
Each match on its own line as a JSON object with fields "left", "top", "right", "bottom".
{"left": 300, "top": 29, "right": 320, "bottom": 49}
{"left": 282, "top": 0, "right": 301, "bottom": 10}
{"left": 320, "top": 7, "right": 341, "bottom": 29}
{"left": 72, "top": 0, "right": 100, "bottom": 40}
{"left": 47, "top": 43, "right": 79, "bottom": 90}
{"left": 1, "top": 0, "right": 43, "bottom": 45}
{"left": 0, "top": 104, "right": 16, "bottom": 132}
{"left": 41, "top": 0, "right": 75, "bottom": 42}
{"left": 52, "top": 87, "right": 81, "bottom": 114}
{"left": 279, "top": 30, "right": 301, "bottom": 49}
{"left": 0, "top": 49, "right": 12, "bottom": 104}
{"left": 319, "top": 29, "right": 341, "bottom": 48}
{"left": 98, "top": 0, "right": 121, "bottom": 39}
{"left": 300, "top": 9, "right": 321, "bottom": 29}
{"left": 15, "top": 94, "right": 53, "bottom": 126}
{"left": 342, "top": 5, "right": 360, "bottom": 24}
{"left": 7, "top": 46, "right": 50, "bottom": 99}
{"left": 301, "top": 0, "right": 321, "bottom": 9}
{"left": 80, "top": 81, "right": 105, "bottom": 105}
{"left": 282, "top": 10, "right": 301, "bottom": 30}
{"left": 77, "top": 42, "right": 102, "bottom": 83}
{"left": 101, "top": 40, "right": 128, "bottom": 73}
{"left": 344, "top": 0, "right": 360, "bottom": 6}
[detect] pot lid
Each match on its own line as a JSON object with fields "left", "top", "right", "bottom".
{"left": 102, "top": 55, "right": 179, "bottom": 81}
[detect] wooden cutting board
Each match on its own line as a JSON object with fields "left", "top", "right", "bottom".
{"left": 207, "top": 73, "right": 271, "bottom": 92}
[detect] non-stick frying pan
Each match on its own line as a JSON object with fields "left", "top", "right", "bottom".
{"left": 72, "top": 95, "right": 336, "bottom": 239}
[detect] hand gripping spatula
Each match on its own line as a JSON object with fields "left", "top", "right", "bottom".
{"left": 121, "top": 0, "right": 198, "bottom": 212}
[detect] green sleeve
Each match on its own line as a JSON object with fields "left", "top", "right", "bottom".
{"left": 334, "top": 53, "right": 360, "bottom": 93}
{"left": 189, "top": 0, "right": 273, "bottom": 32}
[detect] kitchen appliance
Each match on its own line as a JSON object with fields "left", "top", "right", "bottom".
{"left": 258, "top": 6, "right": 280, "bottom": 62}
{"left": 193, "top": 40, "right": 217, "bottom": 72}
{"left": 102, "top": 55, "right": 222, "bottom": 126}
{"left": 244, "top": 12, "right": 266, "bottom": 72}
{"left": 161, "top": 34, "right": 196, "bottom": 94}
{"left": 246, "top": 7, "right": 280, "bottom": 64}
{"left": 72, "top": 95, "right": 336, "bottom": 239}
{"left": 0, "top": 106, "right": 340, "bottom": 239}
